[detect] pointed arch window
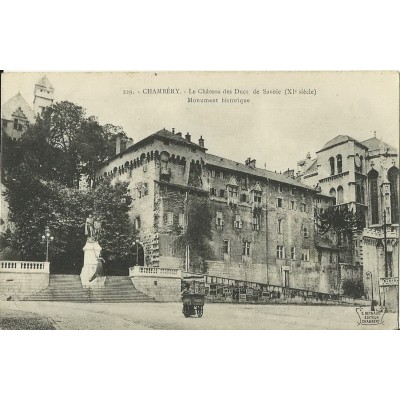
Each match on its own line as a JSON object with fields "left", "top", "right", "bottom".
{"left": 336, "top": 154, "right": 342, "bottom": 174}
{"left": 388, "top": 166, "right": 399, "bottom": 224}
{"left": 368, "top": 169, "right": 379, "bottom": 224}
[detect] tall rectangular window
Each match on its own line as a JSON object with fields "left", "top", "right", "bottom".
{"left": 143, "top": 182, "right": 149, "bottom": 196}
{"left": 301, "top": 249, "right": 310, "bottom": 261}
{"left": 178, "top": 213, "right": 185, "bottom": 227}
{"left": 216, "top": 211, "right": 223, "bottom": 226}
{"left": 289, "top": 201, "right": 295, "bottom": 210}
{"left": 243, "top": 241, "right": 251, "bottom": 256}
{"left": 234, "top": 214, "right": 242, "bottom": 228}
{"left": 277, "top": 219, "right": 283, "bottom": 234}
{"left": 223, "top": 240, "right": 230, "bottom": 255}
{"left": 277, "top": 198, "right": 283, "bottom": 208}
{"left": 252, "top": 215, "right": 260, "bottom": 231}
{"left": 291, "top": 247, "right": 296, "bottom": 261}
{"left": 276, "top": 245, "right": 285, "bottom": 259}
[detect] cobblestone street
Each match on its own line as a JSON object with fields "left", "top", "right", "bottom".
{"left": 1, "top": 301, "right": 397, "bottom": 330}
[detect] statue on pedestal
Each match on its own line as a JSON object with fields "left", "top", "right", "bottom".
{"left": 81, "top": 213, "right": 106, "bottom": 288}
{"left": 85, "top": 214, "right": 102, "bottom": 242}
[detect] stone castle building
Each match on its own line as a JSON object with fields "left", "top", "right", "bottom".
{"left": 296, "top": 134, "right": 398, "bottom": 308}
{"left": 95, "top": 129, "right": 364, "bottom": 294}
{"left": 1, "top": 76, "right": 54, "bottom": 234}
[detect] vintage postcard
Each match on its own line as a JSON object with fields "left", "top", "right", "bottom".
{"left": 0, "top": 71, "right": 399, "bottom": 330}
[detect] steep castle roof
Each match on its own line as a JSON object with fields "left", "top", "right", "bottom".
{"left": 1, "top": 93, "right": 35, "bottom": 123}
{"left": 361, "top": 136, "right": 398, "bottom": 154}
{"left": 205, "top": 153, "right": 315, "bottom": 191}
{"left": 36, "top": 75, "right": 54, "bottom": 90}
{"left": 317, "top": 135, "right": 368, "bottom": 152}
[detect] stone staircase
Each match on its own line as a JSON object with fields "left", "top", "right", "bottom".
{"left": 21, "top": 275, "right": 155, "bottom": 303}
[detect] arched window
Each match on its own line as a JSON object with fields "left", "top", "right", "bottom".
{"left": 329, "top": 157, "right": 335, "bottom": 176}
{"left": 336, "top": 154, "right": 342, "bottom": 174}
{"left": 337, "top": 186, "right": 344, "bottom": 204}
{"left": 329, "top": 188, "right": 336, "bottom": 206}
{"left": 388, "top": 166, "right": 399, "bottom": 224}
{"left": 368, "top": 169, "right": 379, "bottom": 224}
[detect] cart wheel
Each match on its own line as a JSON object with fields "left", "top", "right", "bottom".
{"left": 196, "top": 306, "right": 203, "bottom": 318}
{"left": 183, "top": 305, "right": 190, "bottom": 318}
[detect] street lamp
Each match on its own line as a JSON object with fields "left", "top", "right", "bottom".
{"left": 365, "top": 271, "right": 375, "bottom": 311}
{"left": 132, "top": 238, "right": 142, "bottom": 266}
{"left": 41, "top": 226, "right": 54, "bottom": 262}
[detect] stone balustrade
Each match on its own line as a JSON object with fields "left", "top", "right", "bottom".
{"left": 129, "top": 266, "right": 182, "bottom": 278}
{"left": 0, "top": 261, "right": 50, "bottom": 274}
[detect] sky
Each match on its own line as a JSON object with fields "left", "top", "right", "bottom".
{"left": 2, "top": 71, "right": 399, "bottom": 172}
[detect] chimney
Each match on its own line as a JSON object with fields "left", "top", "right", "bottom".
{"left": 116, "top": 134, "right": 121, "bottom": 154}
{"left": 176, "top": 131, "right": 182, "bottom": 137}
{"left": 245, "top": 158, "right": 256, "bottom": 168}
{"left": 185, "top": 132, "right": 191, "bottom": 142}
{"left": 198, "top": 135, "right": 205, "bottom": 147}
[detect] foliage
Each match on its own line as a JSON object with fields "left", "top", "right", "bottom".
{"left": 317, "top": 206, "right": 360, "bottom": 235}
{"left": 316, "top": 205, "right": 365, "bottom": 246}
{"left": 8, "top": 101, "right": 129, "bottom": 188}
{"left": 341, "top": 279, "right": 365, "bottom": 299}
{"left": 4, "top": 170, "right": 134, "bottom": 272}
{"left": 90, "top": 179, "right": 135, "bottom": 271}
{"left": 183, "top": 196, "right": 213, "bottom": 272}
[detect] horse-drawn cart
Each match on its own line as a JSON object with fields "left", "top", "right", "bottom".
{"left": 181, "top": 274, "right": 205, "bottom": 318}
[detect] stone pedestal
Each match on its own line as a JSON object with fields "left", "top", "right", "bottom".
{"left": 80, "top": 240, "right": 106, "bottom": 288}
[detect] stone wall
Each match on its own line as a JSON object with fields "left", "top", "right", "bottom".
{"left": 131, "top": 276, "right": 181, "bottom": 302}
{"left": 0, "top": 272, "right": 49, "bottom": 300}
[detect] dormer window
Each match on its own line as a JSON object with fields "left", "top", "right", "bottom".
{"left": 229, "top": 186, "right": 238, "bottom": 197}
{"left": 253, "top": 192, "right": 262, "bottom": 203}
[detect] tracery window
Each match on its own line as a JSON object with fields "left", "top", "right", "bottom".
{"left": 388, "top": 166, "right": 399, "bottom": 224}
{"left": 368, "top": 169, "right": 379, "bottom": 224}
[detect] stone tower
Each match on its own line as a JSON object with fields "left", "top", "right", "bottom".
{"left": 33, "top": 75, "right": 54, "bottom": 115}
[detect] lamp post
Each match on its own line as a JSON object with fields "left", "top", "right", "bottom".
{"left": 366, "top": 271, "right": 374, "bottom": 311}
{"left": 41, "top": 226, "right": 54, "bottom": 262}
{"left": 132, "top": 238, "right": 142, "bottom": 266}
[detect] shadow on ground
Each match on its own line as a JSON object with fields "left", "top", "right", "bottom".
{"left": 0, "top": 309, "right": 56, "bottom": 330}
